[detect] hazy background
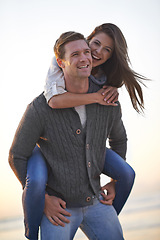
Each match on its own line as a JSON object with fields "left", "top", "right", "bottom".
{"left": 0, "top": 0, "right": 160, "bottom": 239}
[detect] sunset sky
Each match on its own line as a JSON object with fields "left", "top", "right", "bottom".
{"left": 0, "top": 0, "right": 160, "bottom": 219}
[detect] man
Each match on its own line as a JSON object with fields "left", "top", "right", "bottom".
{"left": 9, "top": 31, "right": 126, "bottom": 239}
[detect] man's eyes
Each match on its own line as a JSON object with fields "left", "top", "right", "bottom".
{"left": 85, "top": 50, "right": 91, "bottom": 54}
{"left": 71, "top": 50, "right": 90, "bottom": 57}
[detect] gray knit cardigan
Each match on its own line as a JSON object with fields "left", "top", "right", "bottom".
{"left": 9, "top": 78, "right": 127, "bottom": 207}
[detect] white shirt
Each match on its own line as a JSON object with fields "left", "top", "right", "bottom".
{"left": 74, "top": 105, "right": 86, "bottom": 128}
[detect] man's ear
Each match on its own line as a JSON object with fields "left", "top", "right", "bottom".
{"left": 56, "top": 58, "right": 65, "bottom": 69}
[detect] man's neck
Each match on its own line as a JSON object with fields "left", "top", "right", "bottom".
{"left": 64, "top": 75, "right": 89, "bottom": 94}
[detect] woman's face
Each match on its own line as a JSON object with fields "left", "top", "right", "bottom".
{"left": 89, "top": 32, "right": 114, "bottom": 68}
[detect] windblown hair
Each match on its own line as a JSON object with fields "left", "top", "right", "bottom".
{"left": 54, "top": 31, "right": 87, "bottom": 59}
{"left": 87, "top": 23, "right": 147, "bottom": 113}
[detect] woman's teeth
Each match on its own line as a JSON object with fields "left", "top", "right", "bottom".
{"left": 92, "top": 55, "right": 100, "bottom": 60}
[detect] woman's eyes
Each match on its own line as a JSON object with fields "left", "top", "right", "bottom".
{"left": 94, "top": 41, "right": 100, "bottom": 45}
{"left": 93, "top": 41, "right": 111, "bottom": 52}
{"left": 105, "top": 48, "right": 110, "bottom": 53}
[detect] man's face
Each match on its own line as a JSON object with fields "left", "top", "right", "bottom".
{"left": 60, "top": 40, "right": 92, "bottom": 79}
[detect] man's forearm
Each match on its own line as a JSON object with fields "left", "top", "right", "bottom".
{"left": 108, "top": 103, "right": 127, "bottom": 160}
{"left": 109, "top": 140, "right": 127, "bottom": 160}
{"left": 8, "top": 102, "right": 43, "bottom": 187}
{"left": 8, "top": 155, "right": 28, "bottom": 188}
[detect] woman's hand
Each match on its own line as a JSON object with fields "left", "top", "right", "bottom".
{"left": 100, "top": 180, "right": 116, "bottom": 205}
{"left": 96, "top": 86, "right": 119, "bottom": 106}
{"left": 101, "top": 86, "right": 119, "bottom": 105}
{"left": 102, "top": 85, "right": 119, "bottom": 104}
{"left": 44, "top": 193, "right": 71, "bottom": 227}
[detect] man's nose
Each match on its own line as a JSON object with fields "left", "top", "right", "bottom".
{"left": 79, "top": 53, "right": 87, "bottom": 61}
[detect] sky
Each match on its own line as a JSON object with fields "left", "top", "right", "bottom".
{"left": 0, "top": 0, "right": 160, "bottom": 219}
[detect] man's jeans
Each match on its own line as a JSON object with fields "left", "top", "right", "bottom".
{"left": 40, "top": 196, "right": 124, "bottom": 240}
{"left": 23, "top": 146, "right": 135, "bottom": 239}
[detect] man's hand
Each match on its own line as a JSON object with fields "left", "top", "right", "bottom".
{"left": 100, "top": 180, "right": 116, "bottom": 205}
{"left": 96, "top": 86, "right": 119, "bottom": 106}
{"left": 44, "top": 194, "right": 71, "bottom": 227}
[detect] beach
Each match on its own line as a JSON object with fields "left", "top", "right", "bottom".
{"left": 0, "top": 191, "right": 160, "bottom": 240}
{"left": 119, "top": 191, "right": 160, "bottom": 240}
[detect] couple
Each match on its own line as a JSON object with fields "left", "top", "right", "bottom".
{"left": 9, "top": 24, "right": 145, "bottom": 239}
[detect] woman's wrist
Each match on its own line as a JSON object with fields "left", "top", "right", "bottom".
{"left": 88, "top": 92, "right": 100, "bottom": 104}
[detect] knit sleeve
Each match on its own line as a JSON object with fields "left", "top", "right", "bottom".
{"left": 44, "top": 57, "right": 66, "bottom": 102}
{"left": 108, "top": 103, "right": 127, "bottom": 160}
{"left": 8, "top": 100, "right": 44, "bottom": 188}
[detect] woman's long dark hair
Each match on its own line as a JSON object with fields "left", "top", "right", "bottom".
{"left": 87, "top": 23, "right": 147, "bottom": 113}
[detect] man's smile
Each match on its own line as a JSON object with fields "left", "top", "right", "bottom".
{"left": 77, "top": 65, "right": 89, "bottom": 69}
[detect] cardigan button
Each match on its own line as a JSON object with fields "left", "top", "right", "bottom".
{"left": 88, "top": 161, "right": 91, "bottom": 167}
{"left": 76, "top": 129, "right": 81, "bottom": 134}
{"left": 86, "top": 143, "right": 89, "bottom": 149}
{"left": 86, "top": 197, "right": 91, "bottom": 202}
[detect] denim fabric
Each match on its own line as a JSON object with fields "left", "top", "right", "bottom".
{"left": 103, "top": 148, "right": 135, "bottom": 214}
{"left": 22, "top": 146, "right": 48, "bottom": 239}
{"left": 23, "top": 147, "right": 135, "bottom": 239}
{"left": 40, "top": 196, "right": 124, "bottom": 240}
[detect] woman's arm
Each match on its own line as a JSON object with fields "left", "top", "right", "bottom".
{"left": 48, "top": 88, "right": 118, "bottom": 109}
{"left": 44, "top": 57, "right": 118, "bottom": 109}
{"left": 44, "top": 57, "right": 66, "bottom": 102}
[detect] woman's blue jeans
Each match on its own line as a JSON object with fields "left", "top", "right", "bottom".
{"left": 22, "top": 146, "right": 135, "bottom": 239}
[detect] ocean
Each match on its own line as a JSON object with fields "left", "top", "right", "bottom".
{"left": 0, "top": 191, "right": 160, "bottom": 240}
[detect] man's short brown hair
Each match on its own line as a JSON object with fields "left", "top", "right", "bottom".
{"left": 54, "top": 31, "right": 88, "bottom": 59}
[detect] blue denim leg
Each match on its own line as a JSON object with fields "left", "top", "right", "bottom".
{"left": 40, "top": 208, "right": 83, "bottom": 240}
{"left": 80, "top": 196, "right": 124, "bottom": 240}
{"left": 103, "top": 148, "right": 135, "bottom": 215}
{"left": 41, "top": 197, "right": 124, "bottom": 240}
{"left": 22, "top": 146, "right": 48, "bottom": 240}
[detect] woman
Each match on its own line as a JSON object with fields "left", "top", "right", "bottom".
{"left": 23, "top": 23, "right": 145, "bottom": 239}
